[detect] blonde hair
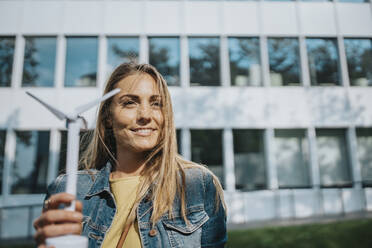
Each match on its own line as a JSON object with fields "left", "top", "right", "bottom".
{"left": 80, "top": 63, "right": 225, "bottom": 227}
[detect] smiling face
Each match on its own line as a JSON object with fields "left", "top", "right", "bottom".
{"left": 110, "top": 73, "right": 164, "bottom": 154}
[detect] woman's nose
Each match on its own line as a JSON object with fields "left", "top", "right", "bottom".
{"left": 137, "top": 104, "right": 151, "bottom": 124}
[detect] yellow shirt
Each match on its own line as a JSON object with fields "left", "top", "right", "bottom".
{"left": 102, "top": 176, "right": 142, "bottom": 248}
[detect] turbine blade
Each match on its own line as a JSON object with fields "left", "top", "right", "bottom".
{"left": 74, "top": 88, "right": 121, "bottom": 115}
{"left": 26, "top": 91, "right": 69, "bottom": 121}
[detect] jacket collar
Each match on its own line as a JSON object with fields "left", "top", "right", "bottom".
{"left": 85, "top": 162, "right": 112, "bottom": 197}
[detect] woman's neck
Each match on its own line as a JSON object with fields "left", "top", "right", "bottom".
{"left": 111, "top": 148, "right": 146, "bottom": 179}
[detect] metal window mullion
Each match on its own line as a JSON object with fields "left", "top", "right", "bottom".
{"left": 2, "top": 130, "right": 16, "bottom": 198}
{"left": 47, "top": 129, "right": 61, "bottom": 185}
{"left": 264, "top": 128, "right": 278, "bottom": 190}
{"left": 97, "top": 35, "right": 107, "bottom": 90}
{"left": 180, "top": 36, "right": 190, "bottom": 88}
{"left": 139, "top": 35, "right": 149, "bottom": 64}
{"left": 220, "top": 36, "right": 230, "bottom": 87}
{"left": 11, "top": 35, "right": 25, "bottom": 89}
{"left": 181, "top": 128, "right": 191, "bottom": 161}
{"left": 54, "top": 35, "right": 66, "bottom": 89}
{"left": 337, "top": 36, "right": 350, "bottom": 87}
{"left": 347, "top": 127, "right": 362, "bottom": 189}
{"left": 223, "top": 128, "right": 235, "bottom": 192}
{"left": 299, "top": 36, "right": 310, "bottom": 87}
{"left": 260, "top": 36, "right": 270, "bottom": 87}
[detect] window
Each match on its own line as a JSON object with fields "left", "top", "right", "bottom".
{"left": 107, "top": 37, "right": 139, "bottom": 75}
{"left": 229, "top": 37, "right": 261, "bottom": 86}
{"left": 65, "top": 37, "right": 98, "bottom": 87}
{"left": 316, "top": 129, "right": 351, "bottom": 187}
{"left": 344, "top": 38, "right": 372, "bottom": 86}
{"left": 12, "top": 131, "right": 49, "bottom": 194}
{"left": 0, "top": 37, "right": 15, "bottom": 87}
{"left": 149, "top": 37, "right": 180, "bottom": 86}
{"left": 306, "top": 38, "right": 341, "bottom": 86}
{"left": 176, "top": 129, "right": 182, "bottom": 155}
{"left": 22, "top": 37, "right": 56, "bottom": 87}
{"left": 233, "top": 129, "right": 266, "bottom": 191}
{"left": 268, "top": 38, "right": 301, "bottom": 86}
{"left": 191, "top": 130, "right": 224, "bottom": 187}
{"left": 0, "top": 130, "right": 6, "bottom": 193}
{"left": 356, "top": 128, "right": 372, "bottom": 187}
{"left": 189, "top": 37, "right": 220, "bottom": 86}
{"left": 59, "top": 130, "right": 92, "bottom": 174}
{"left": 275, "top": 129, "right": 310, "bottom": 188}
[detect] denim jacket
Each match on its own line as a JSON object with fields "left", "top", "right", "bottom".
{"left": 44, "top": 163, "right": 227, "bottom": 248}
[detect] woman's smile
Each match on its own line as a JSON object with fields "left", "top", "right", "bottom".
{"left": 130, "top": 127, "right": 157, "bottom": 137}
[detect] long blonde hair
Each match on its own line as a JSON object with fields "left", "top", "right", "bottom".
{"left": 80, "top": 63, "right": 225, "bottom": 227}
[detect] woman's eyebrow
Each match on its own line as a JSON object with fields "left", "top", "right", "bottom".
{"left": 118, "top": 94, "right": 139, "bottom": 102}
{"left": 150, "top": 95, "right": 161, "bottom": 101}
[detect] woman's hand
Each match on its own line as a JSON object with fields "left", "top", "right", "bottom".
{"left": 33, "top": 193, "right": 83, "bottom": 248}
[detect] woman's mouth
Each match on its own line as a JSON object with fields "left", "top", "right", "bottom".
{"left": 131, "top": 128, "right": 156, "bottom": 137}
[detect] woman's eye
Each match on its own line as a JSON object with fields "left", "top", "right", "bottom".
{"left": 152, "top": 101, "right": 162, "bottom": 107}
{"left": 122, "top": 101, "right": 135, "bottom": 106}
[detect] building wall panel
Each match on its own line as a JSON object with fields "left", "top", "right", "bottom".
{"left": 145, "top": 2, "right": 181, "bottom": 34}
{"left": 338, "top": 3, "right": 372, "bottom": 36}
{"left": 262, "top": 3, "right": 298, "bottom": 35}
{"left": 224, "top": 2, "right": 259, "bottom": 35}
{"left": 104, "top": 1, "right": 142, "bottom": 34}
{"left": 185, "top": 2, "right": 221, "bottom": 35}
{"left": 299, "top": 3, "right": 337, "bottom": 36}
{"left": 0, "top": 1, "right": 22, "bottom": 34}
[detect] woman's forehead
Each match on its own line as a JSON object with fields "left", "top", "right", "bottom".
{"left": 116, "top": 73, "right": 160, "bottom": 95}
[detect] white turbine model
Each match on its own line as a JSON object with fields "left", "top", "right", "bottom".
{"left": 26, "top": 88, "right": 120, "bottom": 248}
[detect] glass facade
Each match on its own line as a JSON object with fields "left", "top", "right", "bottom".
{"left": 356, "top": 128, "right": 372, "bottom": 187}
{"left": 275, "top": 129, "right": 310, "bottom": 188}
{"left": 307, "top": 38, "right": 341, "bottom": 86}
{"left": 0, "top": 130, "right": 5, "bottom": 193}
{"left": 149, "top": 37, "right": 180, "bottom": 86}
{"left": 22, "top": 37, "right": 56, "bottom": 87}
{"left": 268, "top": 38, "right": 301, "bottom": 86}
{"left": 229, "top": 37, "right": 261, "bottom": 86}
{"left": 316, "top": 129, "right": 351, "bottom": 187}
{"left": 0, "top": 37, "right": 15, "bottom": 87}
{"left": 107, "top": 37, "right": 139, "bottom": 76}
{"left": 344, "top": 38, "right": 372, "bottom": 86}
{"left": 65, "top": 37, "right": 98, "bottom": 87}
{"left": 189, "top": 37, "right": 220, "bottom": 86}
{"left": 191, "top": 129, "right": 224, "bottom": 187}
{"left": 12, "top": 131, "right": 49, "bottom": 194}
{"left": 233, "top": 129, "right": 266, "bottom": 191}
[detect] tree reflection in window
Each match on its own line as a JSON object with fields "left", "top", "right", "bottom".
{"left": 22, "top": 37, "right": 56, "bottom": 87}
{"left": 107, "top": 37, "right": 139, "bottom": 76}
{"left": 12, "top": 131, "right": 49, "bottom": 194}
{"left": 189, "top": 37, "right": 220, "bottom": 86}
{"left": 356, "top": 128, "right": 372, "bottom": 187}
{"left": 65, "top": 37, "right": 98, "bottom": 87}
{"left": 191, "top": 129, "right": 224, "bottom": 188}
{"left": 149, "top": 37, "right": 180, "bottom": 86}
{"left": 306, "top": 38, "right": 341, "bottom": 86}
{"left": 344, "top": 38, "right": 372, "bottom": 86}
{"left": 0, "top": 37, "right": 15, "bottom": 87}
{"left": 268, "top": 38, "right": 301, "bottom": 86}
{"left": 233, "top": 129, "right": 266, "bottom": 191}
{"left": 229, "top": 37, "right": 261, "bottom": 86}
{"left": 0, "top": 130, "right": 6, "bottom": 193}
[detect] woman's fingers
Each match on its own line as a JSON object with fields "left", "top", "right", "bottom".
{"left": 34, "top": 209, "right": 83, "bottom": 229}
{"left": 43, "top": 193, "right": 76, "bottom": 212}
{"left": 34, "top": 223, "right": 82, "bottom": 244}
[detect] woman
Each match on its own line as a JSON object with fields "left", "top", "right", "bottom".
{"left": 33, "top": 63, "right": 227, "bottom": 248}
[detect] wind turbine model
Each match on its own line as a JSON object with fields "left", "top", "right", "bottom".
{"left": 26, "top": 88, "right": 120, "bottom": 247}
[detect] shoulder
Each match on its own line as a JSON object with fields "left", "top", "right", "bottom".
{"left": 46, "top": 169, "right": 99, "bottom": 196}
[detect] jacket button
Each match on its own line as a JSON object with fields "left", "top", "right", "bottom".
{"left": 149, "top": 229, "right": 157, "bottom": 237}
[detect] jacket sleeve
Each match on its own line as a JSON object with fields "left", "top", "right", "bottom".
{"left": 201, "top": 171, "right": 227, "bottom": 248}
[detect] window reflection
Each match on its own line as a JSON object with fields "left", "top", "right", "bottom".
{"left": 344, "top": 38, "right": 372, "bottom": 86}
{"left": 189, "top": 37, "right": 220, "bottom": 86}
{"left": 229, "top": 37, "right": 261, "bottom": 86}
{"left": 268, "top": 38, "right": 301, "bottom": 86}
{"left": 356, "top": 128, "right": 372, "bottom": 187}
{"left": 22, "top": 37, "right": 56, "bottom": 87}
{"left": 191, "top": 129, "right": 224, "bottom": 188}
{"left": 107, "top": 37, "right": 139, "bottom": 76}
{"left": 306, "top": 38, "right": 341, "bottom": 86}
{"left": 149, "top": 37, "right": 180, "bottom": 86}
{"left": 65, "top": 37, "right": 98, "bottom": 87}
{"left": 316, "top": 129, "right": 351, "bottom": 187}
{"left": 0, "top": 130, "right": 6, "bottom": 193}
{"left": 58, "top": 130, "right": 92, "bottom": 174}
{"left": 0, "top": 37, "right": 15, "bottom": 87}
{"left": 275, "top": 129, "right": 310, "bottom": 188}
{"left": 233, "top": 129, "right": 266, "bottom": 191}
{"left": 12, "top": 131, "right": 49, "bottom": 194}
